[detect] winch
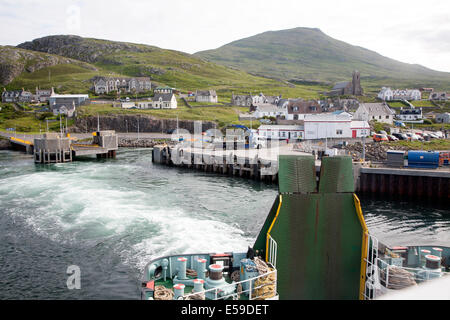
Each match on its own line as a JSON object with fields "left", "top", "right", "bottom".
{"left": 204, "top": 264, "right": 236, "bottom": 299}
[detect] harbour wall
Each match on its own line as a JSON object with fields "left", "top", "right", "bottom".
{"left": 152, "top": 145, "right": 450, "bottom": 201}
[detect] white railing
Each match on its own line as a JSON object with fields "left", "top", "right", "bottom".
{"left": 362, "top": 236, "right": 450, "bottom": 300}
{"left": 363, "top": 234, "right": 379, "bottom": 300}
{"left": 180, "top": 268, "right": 277, "bottom": 301}
{"left": 378, "top": 259, "right": 449, "bottom": 289}
{"left": 267, "top": 235, "right": 278, "bottom": 268}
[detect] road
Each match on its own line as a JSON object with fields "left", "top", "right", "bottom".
{"left": 0, "top": 131, "right": 172, "bottom": 142}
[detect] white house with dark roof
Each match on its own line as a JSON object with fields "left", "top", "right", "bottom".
{"left": 353, "top": 103, "right": 394, "bottom": 125}
{"left": 195, "top": 90, "right": 218, "bottom": 103}
{"left": 93, "top": 77, "right": 151, "bottom": 94}
{"left": 137, "top": 93, "right": 177, "bottom": 109}
{"left": 2, "top": 89, "right": 33, "bottom": 103}
{"left": 252, "top": 103, "right": 286, "bottom": 118}
{"left": 397, "top": 107, "right": 423, "bottom": 123}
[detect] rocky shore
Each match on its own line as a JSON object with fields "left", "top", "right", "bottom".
{"left": 345, "top": 142, "right": 390, "bottom": 162}
{"left": 118, "top": 138, "right": 173, "bottom": 148}
{"left": 0, "top": 138, "right": 11, "bottom": 150}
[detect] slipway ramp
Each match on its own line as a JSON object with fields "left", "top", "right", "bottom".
{"left": 254, "top": 155, "right": 368, "bottom": 300}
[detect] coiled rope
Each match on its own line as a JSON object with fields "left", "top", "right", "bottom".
{"left": 154, "top": 285, "right": 174, "bottom": 300}
{"left": 253, "top": 257, "right": 276, "bottom": 300}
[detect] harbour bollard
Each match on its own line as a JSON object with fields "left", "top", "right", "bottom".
{"left": 177, "top": 257, "right": 188, "bottom": 280}
{"left": 420, "top": 250, "right": 431, "bottom": 267}
{"left": 196, "top": 258, "right": 207, "bottom": 280}
{"left": 173, "top": 284, "right": 185, "bottom": 300}
{"left": 432, "top": 248, "right": 443, "bottom": 258}
{"left": 193, "top": 279, "right": 205, "bottom": 293}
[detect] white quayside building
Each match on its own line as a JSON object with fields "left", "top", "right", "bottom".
{"left": 257, "top": 114, "right": 370, "bottom": 140}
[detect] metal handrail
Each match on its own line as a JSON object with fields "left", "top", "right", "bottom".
{"left": 267, "top": 235, "right": 278, "bottom": 268}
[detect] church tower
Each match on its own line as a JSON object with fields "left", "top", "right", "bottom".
{"left": 352, "top": 71, "right": 363, "bottom": 95}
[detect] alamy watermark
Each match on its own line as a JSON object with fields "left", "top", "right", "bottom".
{"left": 168, "top": 121, "right": 283, "bottom": 173}
{"left": 67, "top": 265, "right": 81, "bottom": 290}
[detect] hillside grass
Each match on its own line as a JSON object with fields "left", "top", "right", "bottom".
{"left": 0, "top": 103, "right": 73, "bottom": 133}
{"left": 77, "top": 104, "right": 253, "bottom": 128}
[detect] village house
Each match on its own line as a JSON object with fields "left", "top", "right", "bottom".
{"left": 378, "top": 87, "right": 394, "bottom": 101}
{"left": 231, "top": 93, "right": 281, "bottom": 107}
{"left": 430, "top": 92, "right": 448, "bottom": 101}
{"left": 137, "top": 93, "right": 177, "bottom": 109}
{"left": 252, "top": 103, "right": 285, "bottom": 118}
{"left": 285, "top": 100, "right": 321, "bottom": 120}
{"left": 397, "top": 107, "right": 423, "bottom": 123}
{"left": 257, "top": 114, "right": 370, "bottom": 141}
{"left": 257, "top": 125, "right": 305, "bottom": 140}
{"left": 327, "top": 71, "right": 364, "bottom": 96}
{"left": 231, "top": 94, "right": 253, "bottom": 107}
{"left": 195, "top": 90, "right": 218, "bottom": 103}
{"left": 2, "top": 89, "right": 33, "bottom": 103}
{"left": 92, "top": 77, "right": 151, "bottom": 94}
{"left": 49, "top": 93, "right": 89, "bottom": 118}
{"left": 392, "top": 89, "right": 421, "bottom": 101}
{"left": 304, "top": 113, "right": 370, "bottom": 140}
{"left": 52, "top": 102, "right": 76, "bottom": 118}
{"left": 353, "top": 102, "right": 394, "bottom": 125}
{"left": 34, "top": 87, "right": 52, "bottom": 103}
{"left": 436, "top": 113, "right": 450, "bottom": 124}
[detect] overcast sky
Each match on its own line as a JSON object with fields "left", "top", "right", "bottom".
{"left": 1, "top": 0, "right": 450, "bottom": 72}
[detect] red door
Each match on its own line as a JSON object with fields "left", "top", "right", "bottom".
{"left": 352, "top": 130, "right": 357, "bottom": 138}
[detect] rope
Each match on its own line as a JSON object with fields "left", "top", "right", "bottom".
{"left": 186, "top": 289, "right": 206, "bottom": 301}
{"left": 382, "top": 267, "right": 417, "bottom": 290}
{"left": 253, "top": 257, "right": 276, "bottom": 299}
{"left": 154, "top": 285, "right": 174, "bottom": 300}
{"left": 186, "top": 269, "right": 198, "bottom": 278}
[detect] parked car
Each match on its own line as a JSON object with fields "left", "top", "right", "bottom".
{"left": 392, "top": 133, "right": 407, "bottom": 140}
{"left": 379, "top": 130, "right": 389, "bottom": 136}
{"left": 373, "top": 134, "right": 389, "bottom": 142}
{"left": 429, "top": 133, "right": 439, "bottom": 139}
{"left": 407, "top": 133, "right": 420, "bottom": 141}
{"left": 387, "top": 135, "right": 399, "bottom": 141}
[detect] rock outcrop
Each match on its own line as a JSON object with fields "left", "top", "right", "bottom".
{"left": 0, "top": 46, "right": 97, "bottom": 85}
{"left": 18, "top": 35, "right": 155, "bottom": 64}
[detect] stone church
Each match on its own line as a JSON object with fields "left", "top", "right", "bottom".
{"left": 328, "top": 71, "right": 364, "bottom": 96}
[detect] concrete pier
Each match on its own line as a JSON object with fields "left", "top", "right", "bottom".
{"left": 31, "top": 131, "right": 119, "bottom": 164}
{"left": 153, "top": 144, "right": 450, "bottom": 200}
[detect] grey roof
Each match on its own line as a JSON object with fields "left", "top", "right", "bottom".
{"left": 152, "top": 93, "right": 174, "bottom": 102}
{"left": 196, "top": 90, "right": 217, "bottom": 97}
{"left": 254, "top": 103, "right": 279, "bottom": 113}
{"left": 400, "top": 108, "right": 422, "bottom": 115}
{"left": 332, "top": 81, "right": 350, "bottom": 90}
{"left": 359, "top": 103, "right": 394, "bottom": 116}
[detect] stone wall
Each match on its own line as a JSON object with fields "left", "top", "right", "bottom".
{"left": 73, "top": 115, "right": 217, "bottom": 134}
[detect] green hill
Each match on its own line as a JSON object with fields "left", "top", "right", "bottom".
{"left": 195, "top": 27, "right": 450, "bottom": 91}
{"left": 0, "top": 45, "right": 98, "bottom": 88}
{"left": 14, "top": 35, "right": 324, "bottom": 99}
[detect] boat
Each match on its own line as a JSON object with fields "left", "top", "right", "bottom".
{"left": 141, "top": 155, "right": 450, "bottom": 300}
